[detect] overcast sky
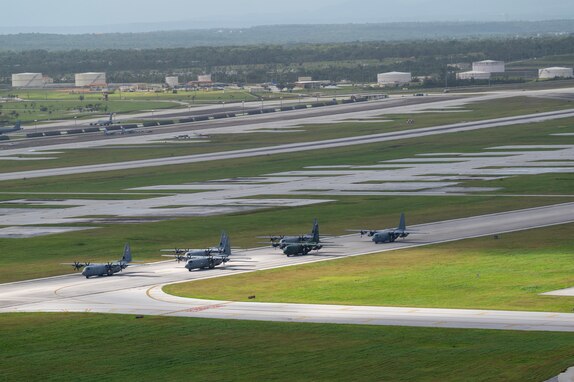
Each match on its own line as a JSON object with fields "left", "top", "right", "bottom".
{"left": 4, "top": 0, "right": 574, "bottom": 33}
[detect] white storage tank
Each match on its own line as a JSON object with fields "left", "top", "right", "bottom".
{"left": 197, "top": 74, "right": 212, "bottom": 82}
{"left": 456, "top": 71, "right": 491, "bottom": 80}
{"left": 165, "top": 76, "right": 179, "bottom": 87}
{"left": 75, "top": 72, "right": 107, "bottom": 87}
{"left": 12, "top": 73, "right": 44, "bottom": 88}
{"left": 539, "top": 67, "right": 573, "bottom": 79}
{"left": 472, "top": 60, "right": 505, "bottom": 73}
{"left": 377, "top": 71, "right": 412, "bottom": 85}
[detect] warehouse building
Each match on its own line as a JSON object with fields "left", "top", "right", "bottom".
{"left": 12, "top": 73, "right": 44, "bottom": 88}
{"left": 377, "top": 71, "right": 412, "bottom": 86}
{"left": 539, "top": 67, "right": 573, "bottom": 79}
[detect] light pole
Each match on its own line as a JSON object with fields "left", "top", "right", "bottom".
{"left": 260, "top": 98, "right": 263, "bottom": 111}
{"left": 151, "top": 109, "right": 155, "bottom": 118}
{"left": 34, "top": 119, "right": 37, "bottom": 132}
{"left": 280, "top": 97, "right": 283, "bottom": 108}
{"left": 242, "top": 101, "right": 245, "bottom": 115}
{"left": 74, "top": 116, "right": 77, "bottom": 127}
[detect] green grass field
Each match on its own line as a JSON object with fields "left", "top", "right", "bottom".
{"left": 1, "top": 313, "right": 573, "bottom": 382}
{"left": 0, "top": 89, "right": 300, "bottom": 124}
{"left": 165, "top": 223, "right": 574, "bottom": 313}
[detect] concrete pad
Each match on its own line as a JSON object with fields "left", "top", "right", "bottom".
{"left": 0, "top": 226, "right": 96, "bottom": 238}
{"left": 541, "top": 287, "right": 574, "bottom": 297}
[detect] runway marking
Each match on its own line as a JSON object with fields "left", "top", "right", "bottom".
{"left": 162, "top": 303, "right": 231, "bottom": 316}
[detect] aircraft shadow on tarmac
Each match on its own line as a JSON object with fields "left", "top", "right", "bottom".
{"left": 112, "top": 272, "right": 162, "bottom": 278}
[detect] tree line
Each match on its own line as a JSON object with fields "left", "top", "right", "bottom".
{"left": 1, "top": 36, "right": 573, "bottom": 85}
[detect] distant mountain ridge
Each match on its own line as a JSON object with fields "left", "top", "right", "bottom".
{"left": 1, "top": 20, "right": 574, "bottom": 51}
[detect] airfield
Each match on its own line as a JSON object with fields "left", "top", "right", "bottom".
{"left": 2, "top": 202, "right": 574, "bottom": 331}
{"left": 1, "top": 87, "right": 573, "bottom": 240}
{"left": 2, "top": 88, "right": 574, "bottom": 237}
{"left": 2, "top": 87, "right": 574, "bottom": 380}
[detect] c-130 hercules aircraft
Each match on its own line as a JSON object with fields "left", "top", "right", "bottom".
{"left": 349, "top": 213, "right": 413, "bottom": 243}
{"left": 64, "top": 243, "right": 133, "bottom": 278}
{"left": 261, "top": 219, "right": 327, "bottom": 256}
{"left": 163, "top": 231, "right": 249, "bottom": 271}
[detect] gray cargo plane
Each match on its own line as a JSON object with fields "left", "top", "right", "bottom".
{"left": 349, "top": 213, "right": 412, "bottom": 243}
{"left": 92, "top": 113, "right": 115, "bottom": 126}
{"left": 0, "top": 121, "right": 22, "bottom": 134}
{"left": 65, "top": 243, "right": 133, "bottom": 278}
{"left": 163, "top": 232, "right": 247, "bottom": 271}
{"left": 262, "top": 219, "right": 326, "bottom": 256}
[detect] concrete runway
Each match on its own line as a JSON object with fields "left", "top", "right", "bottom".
{"left": 2, "top": 202, "right": 574, "bottom": 332}
{"left": 2, "top": 107, "right": 574, "bottom": 182}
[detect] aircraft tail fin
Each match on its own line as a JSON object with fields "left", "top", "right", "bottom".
{"left": 109, "top": 113, "right": 113, "bottom": 122}
{"left": 14, "top": 121, "right": 21, "bottom": 130}
{"left": 121, "top": 242, "right": 132, "bottom": 263}
{"left": 398, "top": 213, "right": 406, "bottom": 231}
{"left": 312, "top": 218, "right": 320, "bottom": 242}
{"left": 221, "top": 231, "right": 231, "bottom": 256}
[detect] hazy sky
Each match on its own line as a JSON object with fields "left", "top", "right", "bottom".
{"left": 4, "top": 0, "right": 574, "bottom": 33}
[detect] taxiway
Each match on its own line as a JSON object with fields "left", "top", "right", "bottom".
{"left": 2, "top": 203, "right": 574, "bottom": 332}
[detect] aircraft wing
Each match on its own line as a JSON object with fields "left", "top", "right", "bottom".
{"left": 346, "top": 229, "right": 376, "bottom": 236}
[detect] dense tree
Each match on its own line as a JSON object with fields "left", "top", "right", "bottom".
{"left": 1, "top": 36, "right": 573, "bottom": 85}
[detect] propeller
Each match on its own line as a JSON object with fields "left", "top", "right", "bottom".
{"left": 175, "top": 254, "right": 186, "bottom": 263}
{"left": 73, "top": 261, "right": 83, "bottom": 271}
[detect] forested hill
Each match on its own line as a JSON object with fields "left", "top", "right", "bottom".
{"left": 2, "top": 20, "right": 574, "bottom": 51}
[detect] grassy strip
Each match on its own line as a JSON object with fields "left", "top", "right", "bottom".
{"left": 165, "top": 223, "right": 574, "bottom": 313}
{"left": 1, "top": 313, "right": 573, "bottom": 382}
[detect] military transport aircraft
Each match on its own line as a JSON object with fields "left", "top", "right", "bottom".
{"left": 91, "top": 113, "right": 115, "bottom": 126}
{"left": 163, "top": 231, "right": 248, "bottom": 271}
{"left": 261, "top": 219, "right": 327, "bottom": 256}
{"left": 0, "top": 121, "right": 22, "bottom": 134}
{"left": 65, "top": 243, "right": 133, "bottom": 278}
{"left": 349, "top": 213, "right": 412, "bottom": 243}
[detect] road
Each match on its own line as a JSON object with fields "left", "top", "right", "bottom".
{"left": 2, "top": 203, "right": 574, "bottom": 332}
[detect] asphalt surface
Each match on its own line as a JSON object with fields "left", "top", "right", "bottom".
{"left": 2, "top": 203, "right": 574, "bottom": 331}
{"left": 1, "top": 96, "right": 451, "bottom": 150}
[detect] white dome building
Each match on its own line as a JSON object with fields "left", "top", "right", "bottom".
{"left": 12, "top": 73, "right": 44, "bottom": 88}
{"left": 472, "top": 60, "right": 505, "bottom": 73}
{"left": 539, "top": 67, "right": 573, "bottom": 79}
{"left": 377, "top": 71, "right": 412, "bottom": 85}
{"left": 75, "top": 72, "right": 107, "bottom": 87}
